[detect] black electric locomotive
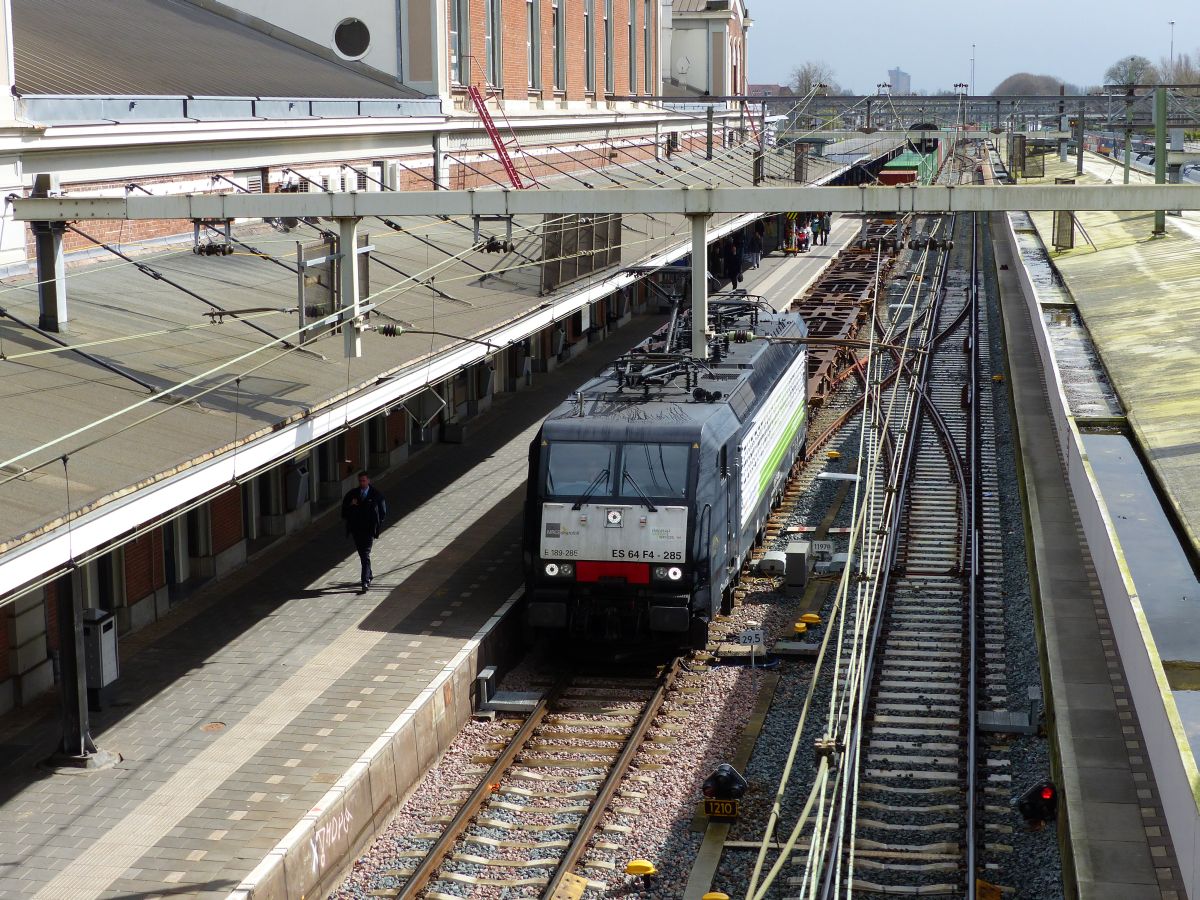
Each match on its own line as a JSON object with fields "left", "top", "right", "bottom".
{"left": 522, "top": 297, "right": 808, "bottom": 648}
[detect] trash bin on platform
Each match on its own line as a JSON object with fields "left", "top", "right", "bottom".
{"left": 82, "top": 608, "right": 118, "bottom": 709}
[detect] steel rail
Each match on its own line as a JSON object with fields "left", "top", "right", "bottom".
{"left": 540, "top": 657, "right": 682, "bottom": 899}
{"left": 817, "top": 217, "right": 958, "bottom": 900}
{"left": 394, "top": 682, "right": 561, "bottom": 899}
{"left": 964, "top": 211, "right": 982, "bottom": 898}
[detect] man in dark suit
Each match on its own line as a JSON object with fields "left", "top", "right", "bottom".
{"left": 342, "top": 470, "right": 387, "bottom": 592}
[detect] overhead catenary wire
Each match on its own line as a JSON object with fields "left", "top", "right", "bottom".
{"left": 0, "top": 302, "right": 158, "bottom": 393}
{"left": 0, "top": 309, "right": 282, "bottom": 361}
{"left": 747, "top": 230, "right": 945, "bottom": 900}
{"left": 0, "top": 209, "right": 688, "bottom": 486}
{"left": 0, "top": 111, "right": 878, "bottom": 501}
{"left": 65, "top": 223, "right": 319, "bottom": 358}
{"left": 3, "top": 154, "right": 819, "bottom": 483}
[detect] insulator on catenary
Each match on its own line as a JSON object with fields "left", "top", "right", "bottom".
{"left": 377, "top": 323, "right": 403, "bottom": 337}
{"left": 720, "top": 329, "right": 756, "bottom": 343}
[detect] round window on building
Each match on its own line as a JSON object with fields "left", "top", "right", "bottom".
{"left": 333, "top": 18, "right": 371, "bottom": 59}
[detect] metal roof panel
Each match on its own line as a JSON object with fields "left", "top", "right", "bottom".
{"left": 11, "top": 0, "right": 418, "bottom": 99}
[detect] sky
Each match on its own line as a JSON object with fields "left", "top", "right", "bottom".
{"left": 746, "top": 0, "right": 1199, "bottom": 94}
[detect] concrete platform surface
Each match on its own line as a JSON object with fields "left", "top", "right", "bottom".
{"left": 994, "top": 211, "right": 1184, "bottom": 900}
{"left": 1026, "top": 155, "right": 1200, "bottom": 559}
{"left": 0, "top": 315, "right": 667, "bottom": 900}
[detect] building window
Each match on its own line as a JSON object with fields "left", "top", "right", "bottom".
{"left": 333, "top": 18, "right": 371, "bottom": 59}
{"left": 552, "top": 0, "right": 566, "bottom": 90}
{"left": 643, "top": 0, "right": 651, "bottom": 92}
{"left": 527, "top": 0, "right": 541, "bottom": 89}
{"left": 628, "top": 0, "right": 636, "bottom": 93}
{"left": 449, "top": 0, "right": 469, "bottom": 84}
{"left": 604, "top": 0, "right": 614, "bottom": 93}
{"left": 484, "top": 0, "right": 501, "bottom": 86}
{"left": 584, "top": 0, "right": 595, "bottom": 93}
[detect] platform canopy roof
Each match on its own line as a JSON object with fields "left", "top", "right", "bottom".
{"left": 11, "top": 0, "right": 419, "bottom": 99}
{"left": 0, "top": 135, "right": 891, "bottom": 600}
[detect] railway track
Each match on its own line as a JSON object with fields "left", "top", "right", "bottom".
{"left": 820, "top": 206, "right": 1004, "bottom": 898}
{"left": 734, "top": 200, "right": 1001, "bottom": 900}
{"left": 393, "top": 662, "right": 680, "bottom": 899}
{"left": 846, "top": 212, "right": 980, "bottom": 897}
{"left": 367, "top": 198, "right": 1010, "bottom": 900}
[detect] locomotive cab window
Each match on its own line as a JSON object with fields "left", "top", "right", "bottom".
{"left": 545, "top": 442, "right": 615, "bottom": 496}
{"left": 619, "top": 443, "right": 690, "bottom": 499}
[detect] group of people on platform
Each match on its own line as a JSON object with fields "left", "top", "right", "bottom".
{"left": 789, "top": 212, "right": 832, "bottom": 254}
{"left": 708, "top": 213, "right": 836, "bottom": 290}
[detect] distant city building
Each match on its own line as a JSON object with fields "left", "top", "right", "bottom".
{"left": 888, "top": 67, "right": 911, "bottom": 95}
{"left": 748, "top": 83, "right": 795, "bottom": 97}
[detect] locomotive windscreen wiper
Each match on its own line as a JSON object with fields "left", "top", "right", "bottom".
{"left": 571, "top": 468, "right": 611, "bottom": 510}
{"left": 621, "top": 471, "right": 659, "bottom": 512}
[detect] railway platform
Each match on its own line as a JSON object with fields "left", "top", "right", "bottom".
{"left": 0, "top": 240, "right": 839, "bottom": 900}
{"left": 0, "top": 316, "right": 660, "bottom": 900}
{"left": 994, "top": 196, "right": 1187, "bottom": 899}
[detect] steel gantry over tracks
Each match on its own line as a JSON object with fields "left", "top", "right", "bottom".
{"left": 14, "top": 182, "right": 1200, "bottom": 368}
{"left": 13, "top": 183, "right": 1200, "bottom": 221}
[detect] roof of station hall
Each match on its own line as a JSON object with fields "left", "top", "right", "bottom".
{"left": 11, "top": 0, "right": 418, "bottom": 98}
{"left": 0, "top": 135, "right": 899, "bottom": 552}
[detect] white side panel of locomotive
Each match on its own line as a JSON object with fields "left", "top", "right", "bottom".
{"left": 738, "top": 350, "right": 808, "bottom": 529}
{"left": 540, "top": 503, "right": 689, "bottom": 562}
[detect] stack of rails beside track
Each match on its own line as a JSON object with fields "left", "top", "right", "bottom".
{"left": 794, "top": 233, "right": 892, "bottom": 406}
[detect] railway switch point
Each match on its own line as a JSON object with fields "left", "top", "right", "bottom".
{"left": 814, "top": 737, "right": 842, "bottom": 764}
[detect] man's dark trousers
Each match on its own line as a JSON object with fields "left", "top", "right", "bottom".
{"left": 353, "top": 532, "right": 374, "bottom": 586}
{"left": 342, "top": 480, "right": 386, "bottom": 591}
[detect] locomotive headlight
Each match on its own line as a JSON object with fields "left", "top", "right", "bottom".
{"left": 544, "top": 563, "right": 560, "bottom": 577}
{"left": 560, "top": 562, "right": 575, "bottom": 577}
{"left": 653, "top": 566, "right": 669, "bottom": 580}
{"left": 667, "top": 566, "right": 683, "bottom": 581}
